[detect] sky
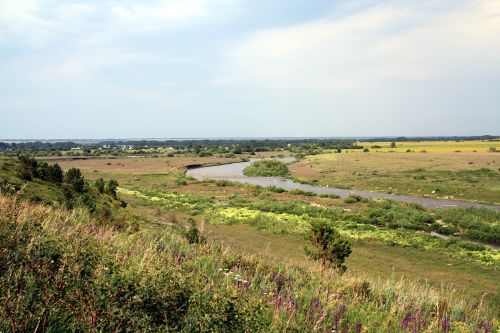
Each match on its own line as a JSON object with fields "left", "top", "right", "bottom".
{"left": 0, "top": 0, "right": 499, "bottom": 139}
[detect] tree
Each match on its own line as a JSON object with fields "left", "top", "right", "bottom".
{"left": 65, "top": 168, "right": 85, "bottom": 193}
{"left": 37, "top": 162, "right": 50, "bottom": 180}
{"left": 95, "top": 178, "right": 105, "bottom": 193}
{"left": 390, "top": 141, "right": 397, "bottom": 148}
{"left": 306, "top": 220, "right": 351, "bottom": 273}
{"left": 18, "top": 155, "right": 38, "bottom": 180}
{"left": 47, "top": 164, "right": 63, "bottom": 183}
{"left": 79, "top": 194, "right": 97, "bottom": 214}
{"left": 105, "top": 179, "right": 119, "bottom": 198}
{"left": 62, "top": 184, "right": 74, "bottom": 209}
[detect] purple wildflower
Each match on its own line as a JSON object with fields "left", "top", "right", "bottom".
{"left": 333, "top": 305, "right": 348, "bottom": 330}
{"left": 356, "top": 321, "right": 362, "bottom": 333}
{"left": 273, "top": 291, "right": 283, "bottom": 309}
{"left": 401, "top": 313, "right": 412, "bottom": 329}
{"left": 480, "top": 321, "right": 494, "bottom": 333}
{"left": 441, "top": 317, "right": 451, "bottom": 333}
{"left": 307, "top": 296, "right": 321, "bottom": 321}
{"left": 401, "top": 309, "right": 426, "bottom": 332}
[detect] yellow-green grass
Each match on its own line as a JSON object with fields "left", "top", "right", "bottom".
{"left": 204, "top": 223, "right": 500, "bottom": 311}
{"left": 2, "top": 195, "right": 497, "bottom": 331}
{"left": 290, "top": 151, "right": 500, "bottom": 204}
{"left": 117, "top": 184, "right": 500, "bottom": 312}
{"left": 116, "top": 184, "right": 500, "bottom": 310}
{"left": 353, "top": 140, "right": 499, "bottom": 153}
{"left": 28, "top": 154, "right": 500, "bottom": 311}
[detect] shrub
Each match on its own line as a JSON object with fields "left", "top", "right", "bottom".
{"left": 37, "top": 162, "right": 64, "bottom": 183}
{"left": 305, "top": 220, "right": 352, "bottom": 273}
{"left": 18, "top": 155, "right": 38, "bottom": 180}
{"left": 344, "top": 195, "right": 364, "bottom": 204}
{"left": 268, "top": 186, "right": 286, "bottom": 193}
{"left": 185, "top": 219, "right": 205, "bottom": 244}
{"left": 95, "top": 178, "right": 105, "bottom": 193}
{"left": 243, "top": 160, "right": 289, "bottom": 177}
{"left": 79, "top": 193, "right": 97, "bottom": 213}
{"left": 65, "top": 168, "right": 85, "bottom": 193}
{"left": 62, "top": 184, "right": 74, "bottom": 209}
{"left": 105, "top": 179, "right": 119, "bottom": 199}
{"left": 290, "top": 189, "right": 317, "bottom": 196}
{"left": 319, "top": 194, "right": 341, "bottom": 199}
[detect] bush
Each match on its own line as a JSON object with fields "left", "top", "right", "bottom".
{"left": 305, "top": 220, "right": 351, "bottom": 273}
{"left": 319, "top": 193, "right": 340, "bottom": 199}
{"left": 95, "top": 178, "right": 105, "bottom": 193}
{"left": 105, "top": 180, "right": 119, "bottom": 199}
{"left": 268, "top": 186, "right": 286, "bottom": 193}
{"left": 65, "top": 168, "right": 85, "bottom": 193}
{"left": 243, "top": 160, "right": 289, "bottom": 177}
{"left": 344, "top": 195, "right": 365, "bottom": 204}
{"left": 290, "top": 189, "right": 317, "bottom": 196}
{"left": 185, "top": 219, "right": 205, "bottom": 244}
{"left": 38, "top": 162, "right": 63, "bottom": 183}
{"left": 18, "top": 155, "right": 38, "bottom": 180}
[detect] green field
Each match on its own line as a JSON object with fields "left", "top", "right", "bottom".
{"left": 290, "top": 143, "right": 500, "bottom": 205}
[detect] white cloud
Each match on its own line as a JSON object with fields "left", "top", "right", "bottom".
{"left": 215, "top": 0, "right": 500, "bottom": 92}
{"left": 0, "top": 0, "right": 241, "bottom": 47}
{"left": 111, "top": 0, "right": 211, "bottom": 30}
{"left": 0, "top": 0, "right": 57, "bottom": 46}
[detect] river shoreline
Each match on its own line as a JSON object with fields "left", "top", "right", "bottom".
{"left": 187, "top": 158, "right": 500, "bottom": 212}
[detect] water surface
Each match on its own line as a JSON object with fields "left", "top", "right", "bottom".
{"left": 187, "top": 159, "right": 500, "bottom": 212}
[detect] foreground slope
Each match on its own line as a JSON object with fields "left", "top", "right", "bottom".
{"left": 0, "top": 195, "right": 497, "bottom": 332}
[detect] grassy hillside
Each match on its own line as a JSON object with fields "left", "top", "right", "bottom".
{"left": 1, "top": 154, "right": 499, "bottom": 331}
{"left": 0, "top": 195, "right": 497, "bottom": 332}
{"left": 0, "top": 157, "right": 124, "bottom": 220}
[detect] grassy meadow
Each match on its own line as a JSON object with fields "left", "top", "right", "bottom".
{"left": 350, "top": 140, "right": 499, "bottom": 153}
{"left": 290, "top": 141, "right": 500, "bottom": 205}
{"left": 1, "top": 140, "right": 499, "bottom": 331}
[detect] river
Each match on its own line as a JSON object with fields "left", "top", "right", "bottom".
{"left": 186, "top": 158, "right": 500, "bottom": 212}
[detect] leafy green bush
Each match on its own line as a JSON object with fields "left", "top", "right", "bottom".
{"left": 268, "top": 185, "right": 286, "bottom": 193}
{"left": 435, "top": 207, "right": 500, "bottom": 243}
{"left": 290, "top": 189, "right": 317, "bottom": 196}
{"left": 344, "top": 195, "right": 365, "bottom": 204}
{"left": 243, "top": 160, "right": 289, "bottom": 177}
{"left": 66, "top": 168, "right": 85, "bottom": 193}
{"left": 306, "top": 220, "right": 352, "bottom": 273}
{"left": 319, "top": 193, "right": 340, "bottom": 199}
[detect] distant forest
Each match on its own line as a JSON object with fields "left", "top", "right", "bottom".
{"left": 0, "top": 135, "right": 498, "bottom": 151}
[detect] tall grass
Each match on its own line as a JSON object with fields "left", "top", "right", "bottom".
{"left": 0, "top": 195, "right": 496, "bottom": 332}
